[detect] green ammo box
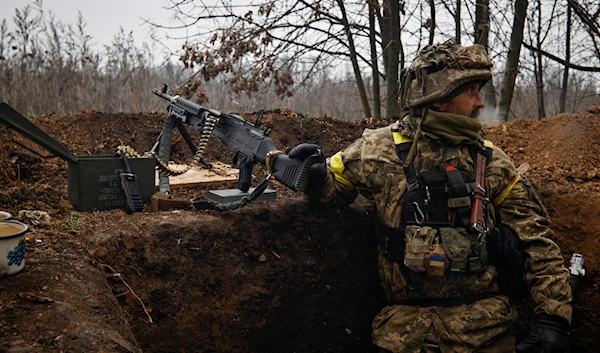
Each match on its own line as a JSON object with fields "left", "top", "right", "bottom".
{"left": 67, "top": 156, "right": 156, "bottom": 212}
{"left": 0, "top": 103, "right": 156, "bottom": 212}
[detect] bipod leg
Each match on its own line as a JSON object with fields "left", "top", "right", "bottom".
{"left": 174, "top": 119, "right": 197, "bottom": 154}
{"left": 199, "top": 158, "right": 213, "bottom": 169}
{"left": 174, "top": 119, "right": 212, "bottom": 169}
{"left": 148, "top": 130, "right": 163, "bottom": 154}
{"left": 157, "top": 115, "right": 176, "bottom": 193}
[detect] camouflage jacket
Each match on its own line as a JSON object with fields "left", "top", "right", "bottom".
{"left": 313, "top": 118, "right": 572, "bottom": 352}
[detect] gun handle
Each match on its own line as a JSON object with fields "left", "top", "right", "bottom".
{"left": 271, "top": 153, "right": 320, "bottom": 192}
{"left": 237, "top": 163, "right": 253, "bottom": 192}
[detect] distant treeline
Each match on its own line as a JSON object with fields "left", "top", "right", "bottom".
{"left": 0, "top": 2, "right": 598, "bottom": 120}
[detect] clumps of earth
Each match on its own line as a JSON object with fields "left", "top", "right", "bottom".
{"left": 1, "top": 106, "right": 599, "bottom": 352}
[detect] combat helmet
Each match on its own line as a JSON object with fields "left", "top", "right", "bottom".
{"left": 399, "top": 40, "right": 493, "bottom": 110}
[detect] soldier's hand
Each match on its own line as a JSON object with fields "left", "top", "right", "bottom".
{"left": 286, "top": 143, "right": 328, "bottom": 192}
{"left": 516, "top": 314, "right": 569, "bottom": 353}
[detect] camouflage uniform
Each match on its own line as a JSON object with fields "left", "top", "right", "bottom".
{"left": 310, "top": 43, "right": 572, "bottom": 353}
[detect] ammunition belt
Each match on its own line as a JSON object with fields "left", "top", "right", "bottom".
{"left": 116, "top": 114, "right": 220, "bottom": 176}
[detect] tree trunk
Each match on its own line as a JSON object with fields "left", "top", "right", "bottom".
{"left": 382, "top": 0, "right": 401, "bottom": 119}
{"left": 379, "top": 1, "right": 391, "bottom": 79}
{"left": 428, "top": 0, "right": 436, "bottom": 45}
{"left": 455, "top": 0, "right": 461, "bottom": 44}
{"left": 369, "top": 0, "right": 381, "bottom": 120}
{"left": 337, "top": 0, "right": 371, "bottom": 118}
{"left": 497, "top": 0, "right": 528, "bottom": 121}
{"left": 559, "top": 3, "right": 571, "bottom": 113}
{"left": 474, "top": 0, "right": 496, "bottom": 109}
{"left": 535, "top": 1, "right": 545, "bottom": 119}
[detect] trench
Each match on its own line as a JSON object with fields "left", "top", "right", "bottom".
{"left": 92, "top": 191, "right": 598, "bottom": 353}
{"left": 97, "top": 199, "right": 384, "bottom": 353}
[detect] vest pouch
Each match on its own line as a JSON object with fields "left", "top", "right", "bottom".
{"left": 424, "top": 243, "right": 449, "bottom": 278}
{"left": 404, "top": 225, "right": 437, "bottom": 272}
{"left": 472, "top": 232, "right": 489, "bottom": 273}
{"left": 439, "top": 227, "right": 470, "bottom": 272}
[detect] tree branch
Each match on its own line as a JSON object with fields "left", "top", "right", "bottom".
{"left": 523, "top": 41, "right": 600, "bottom": 72}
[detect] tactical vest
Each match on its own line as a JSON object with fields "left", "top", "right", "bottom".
{"left": 375, "top": 132, "right": 493, "bottom": 278}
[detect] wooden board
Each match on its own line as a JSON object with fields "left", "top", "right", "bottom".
{"left": 155, "top": 162, "right": 239, "bottom": 189}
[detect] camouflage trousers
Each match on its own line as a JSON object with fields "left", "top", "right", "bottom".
{"left": 376, "top": 324, "right": 516, "bottom": 353}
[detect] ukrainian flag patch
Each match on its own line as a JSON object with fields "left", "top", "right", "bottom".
{"left": 429, "top": 255, "right": 446, "bottom": 268}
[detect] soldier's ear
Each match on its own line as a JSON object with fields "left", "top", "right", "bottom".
{"left": 437, "top": 103, "right": 449, "bottom": 112}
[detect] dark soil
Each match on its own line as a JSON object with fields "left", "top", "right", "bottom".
{"left": 1, "top": 105, "right": 599, "bottom": 352}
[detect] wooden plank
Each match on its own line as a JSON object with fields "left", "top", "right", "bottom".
{"left": 155, "top": 162, "right": 239, "bottom": 189}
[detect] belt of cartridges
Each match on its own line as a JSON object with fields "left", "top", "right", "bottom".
{"left": 116, "top": 115, "right": 220, "bottom": 176}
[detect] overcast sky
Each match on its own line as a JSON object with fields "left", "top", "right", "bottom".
{"left": 1, "top": 0, "right": 188, "bottom": 52}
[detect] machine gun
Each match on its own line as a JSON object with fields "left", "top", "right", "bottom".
{"left": 152, "top": 84, "right": 321, "bottom": 196}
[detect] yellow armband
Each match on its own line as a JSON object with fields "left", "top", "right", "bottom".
{"left": 392, "top": 131, "right": 413, "bottom": 145}
{"left": 330, "top": 151, "right": 354, "bottom": 188}
{"left": 493, "top": 174, "right": 521, "bottom": 206}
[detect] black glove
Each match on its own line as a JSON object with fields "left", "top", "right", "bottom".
{"left": 516, "top": 314, "right": 569, "bottom": 353}
{"left": 286, "top": 143, "right": 328, "bottom": 192}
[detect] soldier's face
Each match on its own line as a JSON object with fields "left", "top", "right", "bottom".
{"left": 438, "top": 83, "right": 484, "bottom": 119}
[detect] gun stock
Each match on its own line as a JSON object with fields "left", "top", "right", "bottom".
{"left": 270, "top": 153, "right": 321, "bottom": 192}
{"left": 469, "top": 152, "right": 488, "bottom": 235}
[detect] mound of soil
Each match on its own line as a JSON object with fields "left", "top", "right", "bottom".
{"left": 1, "top": 106, "right": 599, "bottom": 352}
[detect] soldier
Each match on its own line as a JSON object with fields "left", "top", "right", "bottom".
{"left": 287, "top": 41, "right": 572, "bottom": 352}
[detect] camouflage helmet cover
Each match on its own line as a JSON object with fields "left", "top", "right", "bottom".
{"left": 400, "top": 41, "right": 493, "bottom": 109}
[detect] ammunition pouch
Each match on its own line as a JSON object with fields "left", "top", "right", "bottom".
{"left": 440, "top": 227, "right": 488, "bottom": 273}
{"left": 404, "top": 225, "right": 438, "bottom": 272}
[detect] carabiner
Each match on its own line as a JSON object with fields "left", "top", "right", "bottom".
{"left": 413, "top": 201, "right": 425, "bottom": 225}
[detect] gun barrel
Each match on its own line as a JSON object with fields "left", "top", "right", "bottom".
{"left": 153, "top": 87, "right": 207, "bottom": 117}
{"left": 152, "top": 88, "right": 176, "bottom": 102}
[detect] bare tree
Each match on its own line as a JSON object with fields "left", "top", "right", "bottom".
{"left": 381, "top": 0, "right": 402, "bottom": 118}
{"left": 3, "top": 0, "right": 599, "bottom": 121}
{"left": 337, "top": 0, "right": 371, "bottom": 117}
{"left": 440, "top": 0, "right": 462, "bottom": 43}
{"left": 456, "top": 0, "right": 461, "bottom": 43}
{"left": 474, "top": 0, "right": 496, "bottom": 108}
{"left": 168, "top": 1, "right": 384, "bottom": 117}
{"left": 369, "top": 0, "right": 381, "bottom": 120}
{"left": 497, "top": 0, "right": 528, "bottom": 121}
{"left": 427, "top": 0, "right": 436, "bottom": 45}
{"left": 559, "top": 2, "right": 571, "bottom": 113}
{"left": 529, "top": 0, "right": 547, "bottom": 119}
{"left": 0, "top": 1, "right": 185, "bottom": 116}
{"left": 520, "top": 0, "right": 600, "bottom": 117}
{"left": 568, "top": 0, "right": 600, "bottom": 59}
